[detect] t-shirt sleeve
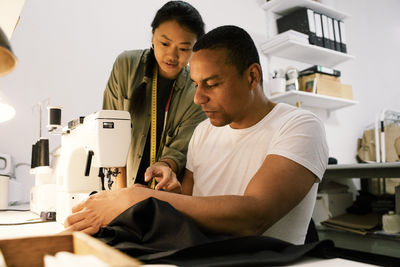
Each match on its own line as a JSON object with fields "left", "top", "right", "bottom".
{"left": 267, "top": 113, "right": 329, "bottom": 181}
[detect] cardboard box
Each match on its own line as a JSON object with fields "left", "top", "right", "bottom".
{"left": 299, "top": 73, "right": 353, "bottom": 100}
{"left": 312, "top": 192, "right": 353, "bottom": 226}
{"left": 0, "top": 232, "right": 141, "bottom": 267}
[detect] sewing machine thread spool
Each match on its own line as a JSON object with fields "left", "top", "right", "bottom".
{"left": 47, "top": 106, "right": 62, "bottom": 131}
{"left": 31, "top": 138, "right": 49, "bottom": 168}
{"left": 382, "top": 211, "right": 400, "bottom": 234}
{"left": 31, "top": 143, "right": 37, "bottom": 168}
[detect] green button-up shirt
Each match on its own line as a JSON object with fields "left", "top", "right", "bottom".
{"left": 103, "top": 49, "right": 206, "bottom": 186}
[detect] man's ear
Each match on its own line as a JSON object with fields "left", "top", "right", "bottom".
{"left": 247, "top": 63, "right": 262, "bottom": 90}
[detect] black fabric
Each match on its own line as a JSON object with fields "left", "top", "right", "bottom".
{"left": 305, "top": 218, "right": 319, "bottom": 244}
{"left": 135, "top": 75, "right": 174, "bottom": 185}
{"left": 94, "top": 197, "right": 335, "bottom": 266}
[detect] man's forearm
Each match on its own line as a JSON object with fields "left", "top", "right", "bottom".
{"left": 127, "top": 187, "right": 268, "bottom": 236}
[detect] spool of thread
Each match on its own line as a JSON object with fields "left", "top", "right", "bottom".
{"left": 31, "top": 143, "right": 37, "bottom": 168}
{"left": 31, "top": 138, "right": 50, "bottom": 168}
{"left": 47, "top": 106, "right": 62, "bottom": 131}
{"left": 38, "top": 138, "right": 50, "bottom": 167}
{"left": 382, "top": 211, "right": 400, "bottom": 234}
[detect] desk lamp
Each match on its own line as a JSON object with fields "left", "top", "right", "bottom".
{"left": 0, "top": 26, "right": 17, "bottom": 122}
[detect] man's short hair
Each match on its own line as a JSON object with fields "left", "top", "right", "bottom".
{"left": 193, "top": 25, "right": 262, "bottom": 83}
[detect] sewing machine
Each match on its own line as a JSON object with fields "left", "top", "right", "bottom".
{"left": 54, "top": 110, "right": 131, "bottom": 224}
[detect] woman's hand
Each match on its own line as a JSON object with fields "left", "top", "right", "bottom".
{"left": 144, "top": 161, "right": 182, "bottom": 193}
{"left": 63, "top": 188, "right": 131, "bottom": 235}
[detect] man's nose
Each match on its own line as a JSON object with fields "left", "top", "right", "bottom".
{"left": 193, "top": 86, "right": 208, "bottom": 105}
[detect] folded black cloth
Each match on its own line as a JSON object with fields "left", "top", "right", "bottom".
{"left": 94, "top": 197, "right": 334, "bottom": 266}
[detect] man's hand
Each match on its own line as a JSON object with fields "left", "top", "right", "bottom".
{"left": 63, "top": 188, "right": 130, "bottom": 235}
{"left": 144, "top": 161, "right": 182, "bottom": 193}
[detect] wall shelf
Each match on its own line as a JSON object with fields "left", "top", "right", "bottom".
{"left": 323, "top": 162, "right": 400, "bottom": 179}
{"left": 262, "top": 0, "right": 349, "bottom": 20}
{"left": 269, "top": 91, "right": 357, "bottom": 111}
{"left": 261, "top": 0, "right": 356, "bottom": 112}
{"left": 261, "top": 39, "right": 354, "bottom": 67}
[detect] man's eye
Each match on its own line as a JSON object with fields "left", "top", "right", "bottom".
{"left": 161, "top": 42, "right": 168, "bottom": 46}
{"left": 207, "top": 84, "right": 218, "bottom": 88}
{"left": 180, "top": 48, "right": 190, "bottom": 52}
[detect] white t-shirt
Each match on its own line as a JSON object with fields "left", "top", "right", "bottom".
{"left": 186, "top": 103, "right": 329, "bottom": 244}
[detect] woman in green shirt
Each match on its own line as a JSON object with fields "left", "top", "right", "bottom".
{"left": 103, "top": 1, "right": 206, "bottom": 191}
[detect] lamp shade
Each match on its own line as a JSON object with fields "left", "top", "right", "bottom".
{"left": 0, "top": 101, "right": 15, "bottom": 122}
{"left": 0, "top": 26, "right": 17, "bottom": 76}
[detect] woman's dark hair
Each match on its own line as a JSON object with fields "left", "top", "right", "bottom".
{"left": 193, "top": 25, "right": 263, "bottom": 84}
{"left": 131, "top": 1, "right": 205, "bottom": 115}
{"left": 151, "top": 1, "right": 205, "bottom": 39}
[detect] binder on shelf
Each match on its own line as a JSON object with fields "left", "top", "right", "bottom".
{"left": 314, "top": 12, "right": 323, "bottom": 47}
{"left": 276, "top": 8, "right": 317, "bottom": 45}
{"left": 299, "top": 65, "right": 341, "bottom": 77}
{"left": 333, "top": 19, "right": 342, "bottom": 52}
{"left": 327, "top": 17, "right": 336, "bottom": 50}
{"left": 321, "top": 14, "right": 331, "bottom": 49}
{"left": 339, "top": 21, "right": 347, "bottom": 53}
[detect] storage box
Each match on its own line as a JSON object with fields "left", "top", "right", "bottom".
{"left": 0, "top": 232, "right": 141, "bottom": 267}
{"left": 298, "top": 73, "right": 353, "bottom": 100}
{"left": 312, "top": 192, "right": 353, "bottom": 226}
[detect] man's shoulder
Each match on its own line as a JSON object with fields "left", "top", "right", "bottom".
{"left": 273, "top": 103, "right": 321, "bottom": 123}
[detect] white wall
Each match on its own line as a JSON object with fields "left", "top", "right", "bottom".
{"left": 0, "top": 0, "right": 399, "bottom": 202}
{"left": 325, "top": 0, "right": 400, "bottom": 164}
{"left": 0, "top": 0, "right": 268, "bottom": 202}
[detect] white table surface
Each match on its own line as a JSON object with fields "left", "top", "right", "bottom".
{"left": 0, "top": 207, "right": 64, "bottom": 239}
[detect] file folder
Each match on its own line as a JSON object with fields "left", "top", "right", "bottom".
{"left": 339, "top": 21, "right": 347, "bottom": 53}
{"left": 277, "top": 8, "right": 317, "bottom": 45}
{"left": 333, "top": 19, "right": 342, "bottom": 52}
{"left": 321, "top": 14, "right": 331, "bottom": 49}
{"left": 327, "top": 17, "right": 336, "bottom": 50}
{"left": 314, "top": 13, "right": 323, "bottom": 47}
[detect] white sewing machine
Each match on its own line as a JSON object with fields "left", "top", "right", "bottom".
{"left": 54, "top": 110, "right": 131, "bottom": 224}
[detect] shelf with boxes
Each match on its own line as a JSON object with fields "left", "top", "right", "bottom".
{"left": 270, "top": 90, "right": 357, "bottom": 111}
{"left": 261, "top": 0, "right": 357, "bottom": 111}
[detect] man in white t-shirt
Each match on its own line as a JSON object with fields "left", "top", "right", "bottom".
{"left": 65, "top": 25, "right": 328, "bottom": 245}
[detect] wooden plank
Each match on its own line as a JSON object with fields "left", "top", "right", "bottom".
{"left": 72, "top": 232, "right": 141, "bottom": 266}
{"left": 0, "top": 234, "right": 73, "bottom": 267}
{"left": 0, "top": 232, "right": 142, "bottom": 267}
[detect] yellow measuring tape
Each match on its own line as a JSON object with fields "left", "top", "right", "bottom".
{"left": 148, "top": 65, "right": 158, "bottom": 189}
